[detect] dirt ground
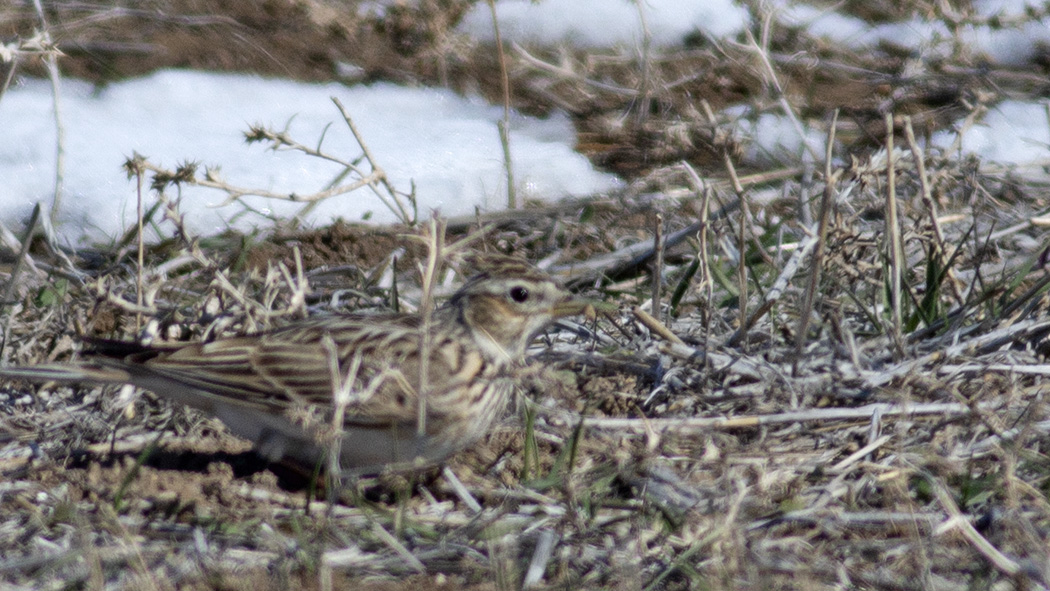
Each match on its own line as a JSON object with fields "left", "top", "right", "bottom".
{"left": 4, "top": 1, "right": 1050, "bottom": 590}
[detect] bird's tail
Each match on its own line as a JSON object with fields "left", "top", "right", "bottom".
{"left": 0, "top": 363, "right": 131, "bottom": 384}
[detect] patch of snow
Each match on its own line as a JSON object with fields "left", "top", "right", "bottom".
{"left": 0, "top": 70, "right": 620, "bottom": 244}
{"left": 458, "top": 0, "right": 750, "bottom": 48}
{"left": 777, "top": 1, "right": 1049, "bottom": 65}
{"left": 932, "top": 100, "right": 1050, "bottom": 167}
{"left": 964, "top": 21, "right": 1050, "bottom": 65}
{"left": 736, "top": 111, "right": 826, "bottom": 164}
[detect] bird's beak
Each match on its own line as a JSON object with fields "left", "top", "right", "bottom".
{"left": 553, "top": 297, "right": 598, "bottom": 320}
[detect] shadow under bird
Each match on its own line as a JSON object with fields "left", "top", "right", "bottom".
{"left": 0, "top": 256, "right": 590, "bottom": 475}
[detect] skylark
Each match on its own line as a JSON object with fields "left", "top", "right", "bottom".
{"left": 0, "top": 256, "right": 589, "bottom": 475}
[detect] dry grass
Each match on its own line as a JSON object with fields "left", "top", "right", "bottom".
{"left": 4, "top": 0, "right": 1050, "bottom": 589}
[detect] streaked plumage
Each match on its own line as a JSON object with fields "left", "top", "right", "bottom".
{"left": 0, "top": 256, "right": 588, "bottom": 475}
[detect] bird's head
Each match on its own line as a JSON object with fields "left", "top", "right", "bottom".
{"left": 448, "top": 256, "right": 589, "bottom": 363}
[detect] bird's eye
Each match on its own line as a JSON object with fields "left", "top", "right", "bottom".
{"left": 509, "top": 286, "right": 530, "bottom": 303}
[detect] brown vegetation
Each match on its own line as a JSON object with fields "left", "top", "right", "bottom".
{"left": 3, "top": 0, "right": 1050, "bottom": 589}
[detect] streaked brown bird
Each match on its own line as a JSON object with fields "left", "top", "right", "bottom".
{"left": 0, "top": 256, "right": 588, "bottom": 475}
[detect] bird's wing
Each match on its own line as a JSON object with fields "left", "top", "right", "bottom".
{"left": 121, "top": 313, "right": 466, "bottom": 428}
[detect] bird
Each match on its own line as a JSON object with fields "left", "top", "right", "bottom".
{"left": 0, "top": 255, "right": 590, "bottom": 476}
